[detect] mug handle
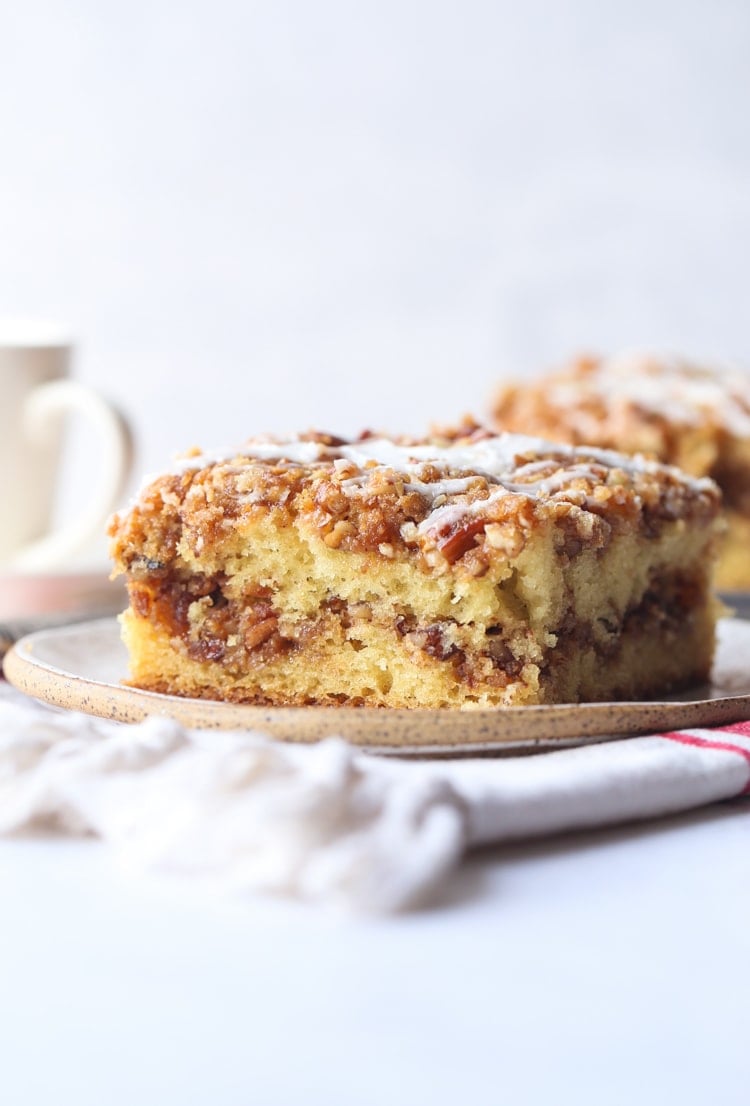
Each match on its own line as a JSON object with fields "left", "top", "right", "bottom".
{"left": 11, "top": 379, "right": 135, "bottom": 571}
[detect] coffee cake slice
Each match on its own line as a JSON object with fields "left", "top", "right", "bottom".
{"left": 109, "top": 429, "right": 722, "bottom": 709}
{"left": 491, "top": 353, "right": 750, "bottom": 589}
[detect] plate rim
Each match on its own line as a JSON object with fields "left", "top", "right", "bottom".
{"left": 5, "top": 616, "right": 750, "bottom": 754}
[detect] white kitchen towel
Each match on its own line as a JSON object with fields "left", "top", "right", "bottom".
{"left": 0, "top": 684, "right": 748, "bottom": 912}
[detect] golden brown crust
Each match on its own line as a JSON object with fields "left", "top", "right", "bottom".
{"left": 110, "top": 427, "right": 720, "bottom": 578}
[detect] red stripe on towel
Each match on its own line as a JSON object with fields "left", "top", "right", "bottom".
{"left": 660, "top": 731, "right": 750, "bottom": 794}
{"left": 718, "top": 721, "right": 750, "bottom": 738}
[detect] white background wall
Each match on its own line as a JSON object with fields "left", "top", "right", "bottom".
{"left": 1, "top": 0, "right": 749, "bottom": 551}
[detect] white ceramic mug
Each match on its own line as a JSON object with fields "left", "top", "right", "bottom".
{"left": 0, "top": 322, "right": 134, "bottom": 571}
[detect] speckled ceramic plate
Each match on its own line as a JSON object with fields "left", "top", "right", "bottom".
{"left": 5, "top": 617, "right": 750, "bottom": 755}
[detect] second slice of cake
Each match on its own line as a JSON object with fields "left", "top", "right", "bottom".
{"left": 491, "top": 353, "right": 750, "bottom": 589}
{"left": 109, "top": 428, "right": 722, "bottom": 709}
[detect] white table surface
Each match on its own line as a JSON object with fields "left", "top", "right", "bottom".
{"left": 1, "top": 776, "right": 747, "bottom": 1105}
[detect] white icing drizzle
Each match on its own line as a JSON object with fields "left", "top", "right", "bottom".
{"left": 342, "top": 472, "right": 481, "bottom": 500}
{"left": 171, "top": 438, "right": 328, "bottom": 473}
{"left": 559, "top": 353, "right": 750, "bottom": 437}
{"left": 416, "top": 491, "right": 507, "bottom": 537}
{"left": 415, "top": 465, "right": 615, "bottom": 537}
{"left": 170, "top": 433, "right": 666, "bottom": 484}
{"left": 150, "top": 432, "right": 715, "bottom": 543}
